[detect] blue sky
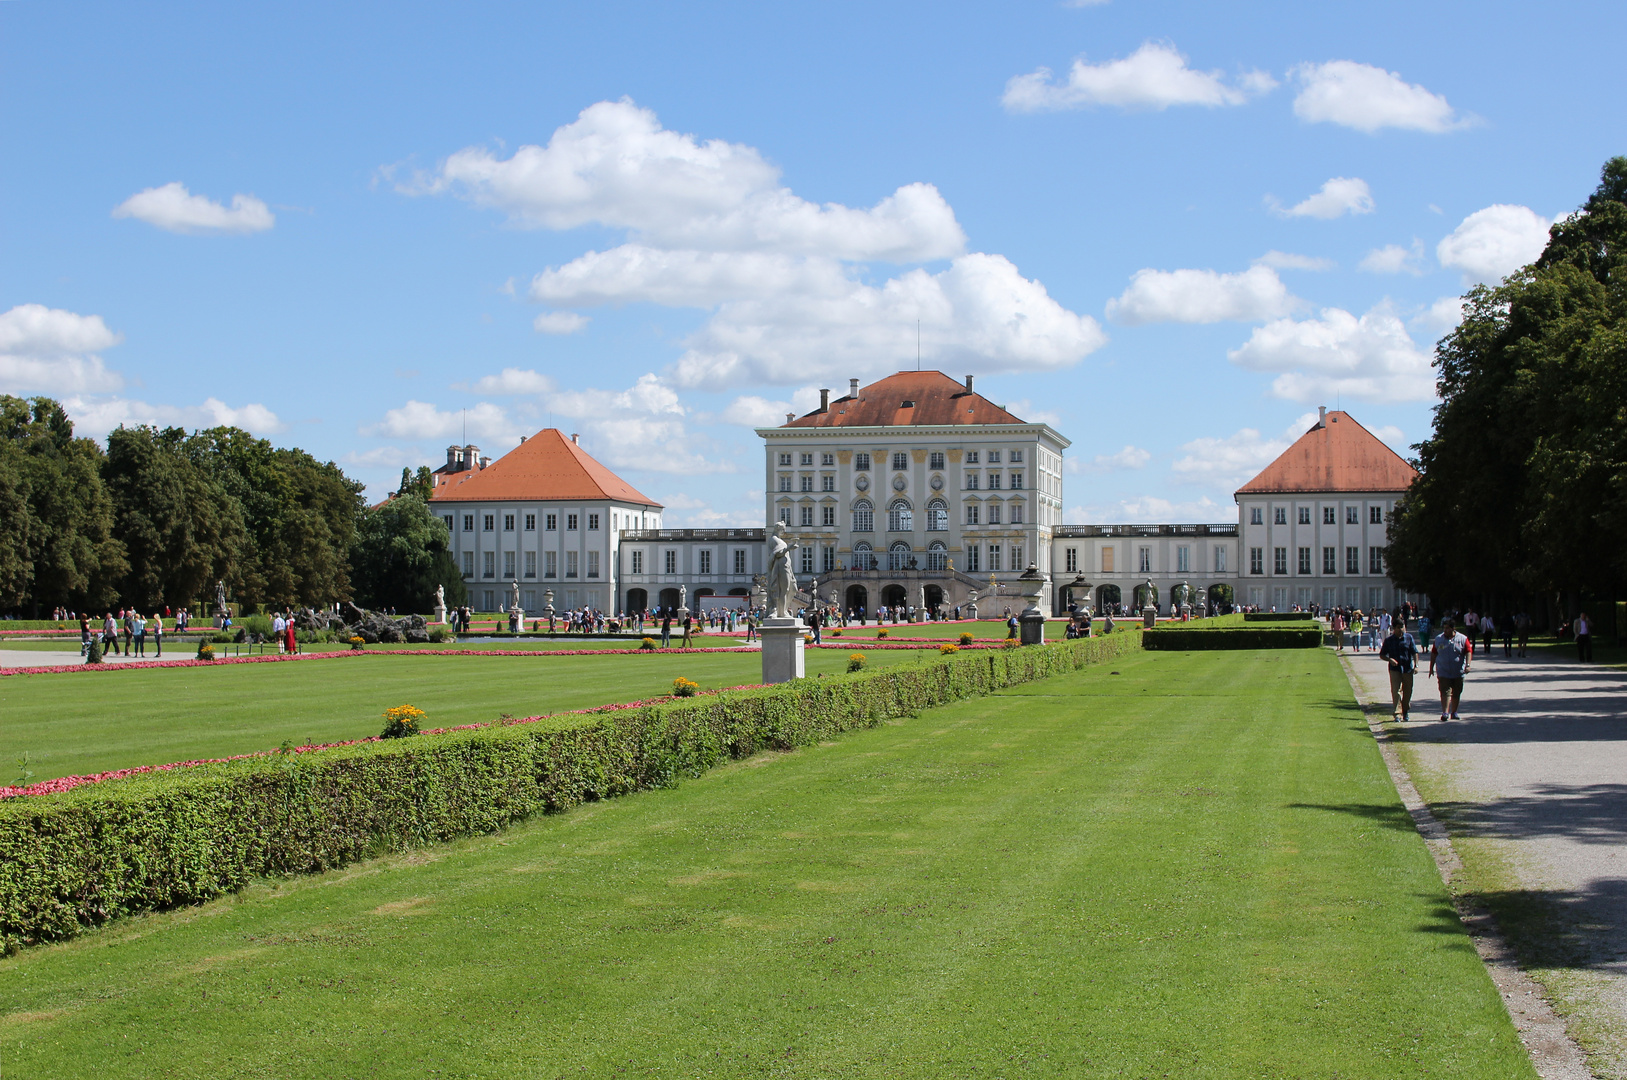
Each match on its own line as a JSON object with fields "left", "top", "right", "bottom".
{"left": 4, "top": 0, "right": 1622, "bottom": 524}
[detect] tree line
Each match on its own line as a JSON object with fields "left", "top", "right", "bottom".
{"left": 1389, "top": 157, "right": 1627, "bottom": 621}
{"left": 0, "top": 397, "right": 465, "bottom": 617}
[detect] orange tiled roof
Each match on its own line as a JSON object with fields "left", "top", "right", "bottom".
{"left": 428, "top": 429, "right": 661, "bottom": 507}
{"left": 780, "top": 371, "right": 1025, "bottom": 428}
{"left": 1237, "top": 411, "right": 1418, "bottom": 495}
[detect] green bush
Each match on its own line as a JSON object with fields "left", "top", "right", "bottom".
{"left": 0, "top": 633, "right": 1142, "bottom": 953}
{"left": 1143, "top": 627, "right": 1321, "bottom": 650}
{"left": 428, "top": 627, "right": 453, "bottom": 644}
{"left": 1242, "top": 612, "right": 1315, "bottom": 622}
{"left": 210, "top": 631, "right": 233, "bottom": 644}
{"left": 240, "top": 614, "right": 274, "bottom": 640}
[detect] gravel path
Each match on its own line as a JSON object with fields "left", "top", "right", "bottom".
{"left": 1344, "top": 645, "right": 1627, "bottom": 1077}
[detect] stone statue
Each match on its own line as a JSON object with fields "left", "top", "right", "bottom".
{"left": 435, "top": 584, "right": 445, "bottom": 610}
{"left": 918, "top": 582, "right": 927, "bottom": 618}
{"left": 765, "top": 521, "right": 798, "bottom": 620}
{"left": 510, "top": 579, "right": 521, "bottom": 612}
{"left": 1143, "top": 579, "right": 1157, "bottom": 610}
{"left": 215, "top": 579, "right": 228, "bottom": 616}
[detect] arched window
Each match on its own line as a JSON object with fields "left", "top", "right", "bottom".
{"left": 852, "top": 541, "right": 876, "bottom": 571}
{"left": 852, "top": 500, "right": 873, "bottom": 533}
{"left": 888, "top": 499, "right": 912, "bottom": 532}
{"left": 926, "top": 541, "right": 948, "bottom": 571}
{"left": 888, "top": 541, "right": 912, "bottom": 572}
{"left": 926, "top": 499, "right": 948, "bottom": 532}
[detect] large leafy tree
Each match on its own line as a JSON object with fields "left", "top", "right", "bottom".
{"left": 349, "top": 493, "right": 466, "bottom": 614}
{"left": 0, "top": 396, "right": 126, "bottom": 614}
{"left": 1389, "top": 157, "right": 1627, "bottom": 611}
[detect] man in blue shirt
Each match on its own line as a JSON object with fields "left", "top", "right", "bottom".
{"left": 1378, "top": 621, "right": 1419, "bottom": 721}
{"left": 1429, "top": 617, "right": 1473, "bottom": 721}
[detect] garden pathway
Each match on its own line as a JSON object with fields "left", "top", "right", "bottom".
{"left": 1, "top": 648, "right": 202, "bottom": 668}
{"left": 1344, "top": 645, "right": 1627, "bottom": 1078}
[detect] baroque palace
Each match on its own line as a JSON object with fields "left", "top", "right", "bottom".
{"left": 429, "top": 371, "right": 1417, "bottom": 617}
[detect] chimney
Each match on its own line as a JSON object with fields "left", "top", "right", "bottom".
{"left": 519, "top": 434, "right": 527, "bottom": 444}
{"left": 480, "top": 456, "right": 490, "bottom": 469}
{"left": 819, "top": 388, "right": 830, "bottom": 412}
{"left": 570, "top": 433, "right": 579, "bottom": 445}
{"left": 965, "top": 375, "right": 973, "bottom": 392}
{"left": 1318, "top": 406, "right": 1327, "bottom": 427}
{"left": 464, "top": 444, "right": 479, "bottom": 470}
{"left": 447, "top": 445, "right": 460, "bottom": 471}
{"left": 786, "top": 412, "right": 796, "bottom": 424}
{"left": 849, "top": 378, "right": 860, "bottom": 400}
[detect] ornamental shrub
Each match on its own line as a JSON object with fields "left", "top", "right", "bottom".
{"left": 876, "top": 628, "right": 889, "bottom": 639}
{"left": 958, "top": 632, "right": 974, "bottom": 646}
{"left": 939, "top": 643, "right": 959, "bottom": 655}
{"left": 831, "top": 629, "right": 842, "bottom": 637}
{"left": 672, "top": 677, "right": 700, "bottom": 697}
{"left": 84, "top": 640, "right": 102, "bottom": 665}
{"left": 195, "top": 642, "right": 215, "bottom": 661}
{"left": 348, "top": 637, "right": 366, "bottom": 651}
{"left": 1241, "top": 612, "right": 1315, "bottom": 622}
{"left": 847, "top": 652, "right": 867, "bottom": 672}
{"left": 0, "top": 632, "right": 1143, "bottom": 953}
{"left": 428, "top": 628, "right": 453, "bottom": 644}
{"left": 640, "top": 637, "right": 657, "bottom": 651}
{"left": 380, "top": 705, "right": 425, "bottom": 739}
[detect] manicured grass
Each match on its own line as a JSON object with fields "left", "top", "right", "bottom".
{"left": 0, "top": 649, "right": 1532, "bottom": 1078}
{"left": 0, "top": 649, "right": 923, "bottom": 784}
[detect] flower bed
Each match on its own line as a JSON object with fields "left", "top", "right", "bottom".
{"left": 0, "top": 633, "right": 1142, "bottom": 952}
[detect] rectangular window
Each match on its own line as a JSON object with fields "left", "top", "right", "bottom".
{"left": 566, "top": 514, "right": 578, "bottom": 530}
{"left": 1012, "top": 544, "right": 1023, "bottom": 570}
{"left": 444, "top": 515, "right": 454, "bottom": 531}
{"left": 988, "top": 544, "right": 1002, "bottom": 572}
{"left": 1214, "top": 546, "right": 1227, "bottom": 573}
{"left": 1298, "top": 507, "right": 1310, "bottom": 525}
{"left": 524, "top": 513, "right": 536, "bottom": 531}
{"left": 1009, "top": 449, "right": 1023, "bottom": 463}
{"left": 1102, "top": 546, "right": 1115, "bottom": 573}
{"left": 800, "top": 505, "right": 814, "bottom": 526}
{"left": 822, "top": 544, "right": 835, "bottom": 572}
{"left": 1273, "top": 547, "right": 1287, "bottom": 575}
{"left": 800, "top": 475, "right": 813, "bottom": 492}
{"left": 1250, "top": 547, "right": 1264, "bottom": 575}
{"left": 631, "top": 550, "right": 643, "bottom": 574}
{"left": 587, "top": 551, "right": 599, "bottom": 578}
{"left": 545, "top": 551, "right": 558, "bottom": 578}
{"left": 1249, "top": 507, "right": 1263, "bottom": 526}
{"left": 778, "top": 507, "right": 792, "bottom": 525}
{"left": 1297, "top": 547, "right": 1311, "bottom": 575}
{"left": 890, "top": 452, "right": 907, "bottom": 471}
{"left": 664, "top": 550, "right": 677, "bottom": 575}
{"left": 779, "top": 453, "right": 792, "bottom": 466}
{"left": 800, "top": 545, "right": 814, "bottom": 574}
{"left": 1177, "top": 546, "right": 1191, "bottom": 573}
{"left": 463, "top": 514, "right": 474, "bottom": 532}
{"left": 1323, "top": 506, "right": 1336, "bottom": 525}
{"left": 483, "top": 514, "right": 495, "bottom": 532}
{"left": 1369, "top": 546, "right": 1385, "bottom": 574}
{"left": 588, "top": 513, "right": 600, "bottom": 530}
{"left": 566, "top": 551, "right": 579, "bottom": 578}
{"left": 699, "top": 550, "right": 711, "bottom": 574}
{"left": 1346, "top": 506, "right": 1359, "bottom": 525}
{"left": 929, "top": 451, "right": 945, "bottom": 470}
{"left": 821, "top": 475, "right": 835, "bottom": 492}
{"left": 504, "top": 514, "right": 515, "bottom": 532}
{"left": 1346, "top": 546, "right": 1360, "bottom": 574}
{"left": 503, "top": 551, "right": 515, "bottom": 578}
{"left": 1370, "top": 505, "right": 1383, "bottom": 525}
{"left": 800, "top": 452, "right": 813, "bottom": 466}
{"left": 967, "top": 544, "right": 981, "bottom": 573}
{"left": 482, "top": 551, "right": 495, "bottom": 578}
{"left": 734, "top": 549, "right": 747, "bottom": 574}
{"left": 854, "top": 452, "right": 870, "bottom": 470}
{"left": 1010, "top": 503, "right": 1023, "bottom": 524}
{"left": 1273, "top": 507, "right": 1287, "bottom": 525}
{"left": 1065, "top": 548, "right": 1078, "bottom": 573}
{"left": 546, "top": 513, "right": 557, "bottom": 531}
{"left": 778, "top": 476, "right": 792, "bottom": 492}
{"left": 461, "top": 551, "right": 474, "bottom": 576}
{"left": 821, "top": 504, "right": 835, "bottom": 526}
{"left": 1010, "top": 471, "right": 1023, "bottom": 489}
{"left": 987, "top": 473, "right": 1001, "bottom": 490}
{"left": 988, "top": 450, "right": 1001, "bottom": 464}
{"left": 1323, "top": 546, "right": 1337, "bottom": 574}
{"left": 988, "top": 504, "right": 1001, "bottom": 525}
{"left": 821, "top": 452, "right": 834, "bottom": 466}
{"left": 1139, "top": 547, "right": 1152, "bottom": 573}
{"left": 966, "top": 473, "right": 980, "bottom": 490}
{"left": 966, "top": 504, "right": 980, "bottom": 525}
{"left": 965, "top": 450, "right": 980, "bottom": 464}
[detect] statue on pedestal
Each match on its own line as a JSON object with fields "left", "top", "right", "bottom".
{"left": 765, "top": 521, "right": 799, "bottom": 620}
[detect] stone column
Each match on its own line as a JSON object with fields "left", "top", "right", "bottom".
{"left": 759, "top": 616, "right": 806, "bottom": 684}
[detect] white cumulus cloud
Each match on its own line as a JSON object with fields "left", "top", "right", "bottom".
{"left": 404, "top": 99, "right": 964, "bottom": 262}
{"left": 1003, "top": 41, "right": 1274, "bottom": 112}
{"left": 1170, "top": 413, "right": 1319, "bottom": 489}
{"left": 1106, "top": 265, "right": 1297, "bottom": 325}
{"left": 1291, "top": 60, "right": 1472, "bottom": 133}
{"left": 362, "top": 400, "right": 520, "bottom": 444}
{"left": 1067, "top": 495, "right": 1229, "bottom": 525}
{"left": 543, "top": 374, "right": 734, "bottom": 476}
{"left": 717, "top": 388, "right": 822, "bottom": 428}
{"left": 1436, "top": 204, "right": 1551, "bottom": 284}
{"left": 1410, "top": 296, "right": 1467, "bottom": 338}
{"left": 1068, "top": 445, "right": 1151, "bottom": 473}
{"left": 1358, "top": 239, "right": 1426, "bottom": 275}
{"left": 1270, "top": 177, "right": 1374, "bottom": 219}
{"left": 532, "top": 311, "right": 589, "bottom": 334}
{"left": 64, "top": 396, "right": 284, "bottom": 438}
{"left": 464, "top": 368, "right": 558, "bottom": 395}
{"left": 1229, "top": 305, "right": 1436, "bottom": 404}
{"left": 111, "top": 182, "right": 274, "bottom": 235}
{"left": 0, "top": 303, "right": 126, "bottom": 395}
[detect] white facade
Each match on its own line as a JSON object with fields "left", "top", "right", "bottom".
{"left": 1235, "top": 492, "right": 1403, "bottom": 613}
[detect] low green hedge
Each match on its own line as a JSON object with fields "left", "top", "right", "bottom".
{"left": 0, "top": 632, "right": 1141, "bottom": 953}
{"left": 1242, "top": 612, "right": 1315, "bottom": 622}
{"left": 1143, "top": 627, "right": 1321, "bottom": 650}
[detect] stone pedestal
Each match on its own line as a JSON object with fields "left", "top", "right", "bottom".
{"left": 1019, "top": 611, "right": 1045, "bottom": 645}
{"left": 1143, "top": 607, "right": 1157, "bottom": 629}
{"left": 433, "top": 604, "right": 447, "bottom": 626}
{"left": 965, "top": 603, "right": 978, "bottom": 621}
{"left": 760, "top": 617, "right": 806, "bottom": 684}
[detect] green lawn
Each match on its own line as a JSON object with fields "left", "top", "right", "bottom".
{"left": 0, "top": 649, "right": 1532, "bottom": 1078}
{"left": 0, "top": 649, "right": 924, "bottom": 784}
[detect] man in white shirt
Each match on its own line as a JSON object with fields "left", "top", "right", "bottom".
{"left": 272, "top": 612, "right": 286, "bottom": 650}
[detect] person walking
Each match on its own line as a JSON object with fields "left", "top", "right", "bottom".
{"left": 1576, "top": 612, "right": 1593, "bottom": 662}
{"left": 1515, "top": 611, "right": 1531, "bottom": 657}
{"left": 151, "top": 613, "right": 163, "bottom": 657}
{"left": 680, "top": 611, "right": 693, "bottom": 648}
{"left": 1430, "top": 617, "right": 1472, "bottom": 721}
{"left": 660, "top": 610, "right": 672, "bottom": 649}
{"left": 1479, "top": 613, "right": 1495, "bottom": 658}
{"left": 285, "top": 615, "right": 298, "bottom": 655}
{"left": 132, "top": 611, "right": 147, "bottom": 657}
{"left": 1379, "top": 620, "right": 1419, "bottom": 721}
{"left": 1499, "top": 613, "right": 1514, "bottom": 658}
{"left": 79, "top": 612, "right": 91, "bottom": 657}
{"left": 1330, "top": 609, "right": 1346, "bottom": 653}
{"left": 809, "top": 607, "right": 822, "bottom": 644}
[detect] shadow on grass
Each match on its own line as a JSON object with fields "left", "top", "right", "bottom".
{"left": 1287, "top": 800, "right": 1421, "bottom": 833}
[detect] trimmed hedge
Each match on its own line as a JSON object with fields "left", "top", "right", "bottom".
{"left": 1242, "top": 612, "right": 1315, "bottom": 622}
{"left": 1142, "top": 627, "right": 1322, "bottom": 650}
{"left": 0, "top": 632, "right": 1141, "bottom": 953}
